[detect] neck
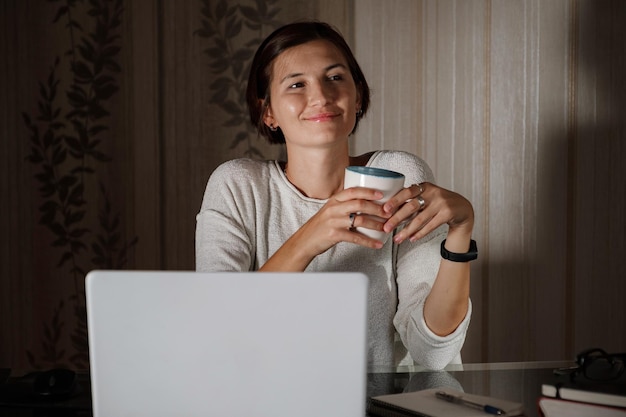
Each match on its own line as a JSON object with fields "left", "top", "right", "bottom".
{"left": 284, "top": 147, "right": 351, "bottom": 200}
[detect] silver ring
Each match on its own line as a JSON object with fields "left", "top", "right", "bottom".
{"left": 416, "top": 196, "right": 426, "bottom": 211}
{"left": 349, "top": 213, "right": 356, "bottom": 229}
{"left": 415, "top": 183, "right": 425, "bottom": 195}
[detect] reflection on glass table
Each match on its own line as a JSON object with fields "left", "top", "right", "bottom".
{"left": 367, "top": 361, "right": 573, "bottom": 417}
{"left": 1, "top": 361, "right": 574, "bottom": 417}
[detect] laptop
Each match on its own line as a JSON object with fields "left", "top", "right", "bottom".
{"left": 85, "top": 270, "right": 369, "bottom": 417}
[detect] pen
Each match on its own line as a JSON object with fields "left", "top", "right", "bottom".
{"left": 435, "top": 391, "right": 507, "bottom": 415}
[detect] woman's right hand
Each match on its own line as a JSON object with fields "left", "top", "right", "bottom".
{"left": 260, "top": 187, "right": 388, "bottom": 272}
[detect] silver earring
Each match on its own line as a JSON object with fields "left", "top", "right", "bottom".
{"left": 269, "top": 125, "right": 278, "bottom": 132}
{"left": 356, "top": 109, "right": 363, "bottom": 117}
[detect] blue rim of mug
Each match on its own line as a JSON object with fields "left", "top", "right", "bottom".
{"left": 346, "top": 166, "right": 404, "bottom": 178}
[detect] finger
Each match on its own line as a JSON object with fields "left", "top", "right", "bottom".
{"left": 351, "top": 213, "right": 387, "bottom": 234}
{"left": 392, "top": 215, "right": 431, "bottom": 243}
{"left": 395, "top": 211, "right": 446, "bottom": 243}
{"left": 383, "top": 197, "right": 426, "bottom": 232}
{"left": 383, "top": 182, "right": 428, "bottom": 214}
{"left": 407, "top": 212, "right": 446, "bottom": 242}
{"left": 344, "top": 199, "right": 391, "bottom": 220}
{"left": 345, "top": 213, "right": 390, "bottom": 247}
{"left": 337, "top": 186, "right": 384, "bottom": 202}
{"left": 348, "top": 212, "right": 357, "bottom": 229}
{"left": 341, "top": 227, "right": 385, "bottom": 249}
{"left": 382, "top": 188, "right": 414, "bottom": 214}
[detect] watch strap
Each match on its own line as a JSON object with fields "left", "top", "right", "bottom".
{"left": 440, "top": 239, "right": 478, "bottom": 262}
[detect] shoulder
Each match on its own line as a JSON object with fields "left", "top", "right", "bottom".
{"left": 368, "top": 150, "right": 435, "bottom": 183}
{"left": 208, "top": 158, "right": 274, "bottom": 184}
{"left": 201, "top": 158, "right": 279, "bottom": 212}
{"left": 211, "top": 158, "right": 272, "bottom": 177}
{"left": 205, "top": 158, "right": 278, "bottom": 198}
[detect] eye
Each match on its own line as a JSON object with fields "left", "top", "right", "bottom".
{"left": 288, "top": 81, "right": 305, "bottom": 89}
{"left": 328, "top": 74, "right": 343, "bottom": 81}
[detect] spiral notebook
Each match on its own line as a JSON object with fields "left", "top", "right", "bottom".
{"left": 86, "top": 270, "right": 369, "bottom": 417}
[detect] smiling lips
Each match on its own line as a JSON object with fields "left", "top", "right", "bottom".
{"left": 306, "top": 112, "right": 339, "bottom": 122}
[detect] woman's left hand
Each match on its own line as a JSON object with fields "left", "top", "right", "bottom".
{"left": 381, "top": 182, "right": 474, "bottom": 244}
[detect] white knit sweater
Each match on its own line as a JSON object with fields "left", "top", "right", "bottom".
{"left": 195, "top": 150, "right": 471, "bottom": 369}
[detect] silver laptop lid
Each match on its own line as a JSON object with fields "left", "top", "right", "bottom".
{"left": 86, "top": 270, "right": 368, "bottom": 417}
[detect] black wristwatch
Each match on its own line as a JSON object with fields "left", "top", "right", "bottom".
{"left": 440, "top": 239, "right": 478, "bottom": 262}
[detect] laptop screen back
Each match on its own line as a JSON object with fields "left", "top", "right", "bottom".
{"left": 86, "top": 270, "right": 368, "bottom": 417}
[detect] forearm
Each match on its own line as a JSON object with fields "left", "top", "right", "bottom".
{"left": 259, "top": 226, "right": 316, "bottom": 272}
{"left": 423, "top": 229, "right": 472, "bottom": 336}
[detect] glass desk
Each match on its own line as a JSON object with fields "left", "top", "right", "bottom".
{"left": 1, "top": 361, "right": 572, "bottom": 416}
{"left": 368, "top": 361, "right": 572, "bottom": 417}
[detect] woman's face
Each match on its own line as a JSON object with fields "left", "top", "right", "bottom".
{"left": 264, "top": 40, "right": 360, "bottom": 149}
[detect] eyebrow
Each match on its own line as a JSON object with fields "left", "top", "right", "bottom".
{"left": 279, "top": 63, "right": 347, "bottom": 84}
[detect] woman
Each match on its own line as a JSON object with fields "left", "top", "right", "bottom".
{"left": 196, "top": 21, "right": 476, "bottom": 370}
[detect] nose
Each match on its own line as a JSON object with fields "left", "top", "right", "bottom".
{"left": 308, "top": 80, "right": 334, "bottom": 106}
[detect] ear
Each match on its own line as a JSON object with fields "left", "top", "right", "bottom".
{"left": 262, "top": 102, "right": 276, "bottom": 128}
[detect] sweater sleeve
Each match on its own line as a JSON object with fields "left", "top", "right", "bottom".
{"left": 195, "top": 160, "right": 256, "bottom": 272}
{"left": 371, "top": 151, "right": 471, "bottom": 369}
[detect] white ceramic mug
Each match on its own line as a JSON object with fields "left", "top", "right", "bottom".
{"left": 344, "top": 166, "right": 406, "bottom": 242}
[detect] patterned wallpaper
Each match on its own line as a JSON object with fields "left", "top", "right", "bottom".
{"left": 1, "top": 0, "right": 624, "bottom": 371}
{"left": 1, "top": 0, "right": 344, "bottom": 370}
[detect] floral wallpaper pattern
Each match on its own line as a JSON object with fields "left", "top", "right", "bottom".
{"left": 22, "top": 0, "right": 135, "bottom": 369}
{"left": 195, "top": 0, "right": 283, "bottom": 159}
{"left": 15, "top": 0, "right": 293, "bottom": 370}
